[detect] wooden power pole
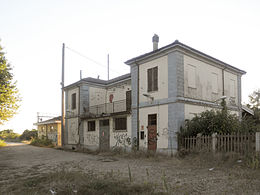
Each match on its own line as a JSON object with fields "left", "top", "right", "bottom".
{"left": 61, "top": 43, "right": 65, "bottom": 147}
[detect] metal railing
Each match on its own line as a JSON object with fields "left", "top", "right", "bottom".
{"left": 84, "top": 99, "right": 130, "bottom": 116}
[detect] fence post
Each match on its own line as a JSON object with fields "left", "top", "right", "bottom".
{"left": 256, "top": 132, "right": 260, "bottom": 153}
{"left": 212, "top": 133, "right": 217, "bottom": 153}
{"left": 196, "top": 133, "right": 202, "bottom": 151}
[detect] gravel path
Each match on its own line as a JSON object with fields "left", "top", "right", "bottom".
{"left": 0, "top": 143, "right": 259, "bottom": 194}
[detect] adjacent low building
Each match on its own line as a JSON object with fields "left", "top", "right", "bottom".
{"left": 63, "top": 35, "right": 246, "bottom": 154}
{"left": 34, "top": 116, "right": 62, "bottom": 146}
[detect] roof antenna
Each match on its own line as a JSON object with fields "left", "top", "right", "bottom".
{"left": 107, "top": 54, "right": 109, "bottom": 80}
{"left": 80, "top": 70, "right": 82, "bottom": 80}
{"left": 97, "top": 75, "right": 100, "bottom": 79}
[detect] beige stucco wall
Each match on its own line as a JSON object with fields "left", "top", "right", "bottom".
{"left": 139, "top": 104, "right": 168, "bottom": 149}
{"left": 139, "top": 55, "right": 168, "bottom": 102}
{"left": 84, "top": 119, "right": 99, "bottom": 146}
{"left": 183, "top": 55, "right": 238, "bottom": 105}
{"left": 37, "top": 123, "right": 61, "bottom": 146}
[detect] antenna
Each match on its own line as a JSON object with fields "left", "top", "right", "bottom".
{"left": 107, "top": 54, "right": 110, "bottom": 80}
{"left": 80, "top": 70, "right": 82, "bottom": 80}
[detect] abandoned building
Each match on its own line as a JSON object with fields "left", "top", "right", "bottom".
{"left": 63, "top": 35, "right": 246, "bottom": 154}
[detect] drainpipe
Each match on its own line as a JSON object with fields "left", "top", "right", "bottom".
{"left": 78, "top": 85, "right": 81, "bottom": 148}
{"left": 222, "top": 68, "right": 225, "bottom": 96}
{"left": 135, "top": 60, "right": 140, "bottom": 150}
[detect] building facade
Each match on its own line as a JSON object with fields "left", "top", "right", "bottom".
{"left": 64, "top": 35, "right": 246, "bottom": 154}
{"left": 34, "top": 116, "right": 61, "bottom": 146}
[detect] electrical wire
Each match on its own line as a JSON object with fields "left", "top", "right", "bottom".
{"left": 65, "top": 46, "right": 122, "bottom": 75}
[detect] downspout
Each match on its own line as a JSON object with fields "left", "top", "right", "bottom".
{"left": 78, "top": 85, "right": 81, "bottom": 148}
{"left": 135, "top": 60, "right": 140, "bottom": 150}
{"left": 222, "top": 68, "right": 226, "bottom": 96}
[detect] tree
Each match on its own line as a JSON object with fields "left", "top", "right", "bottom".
{"left": 20, "top": 129, "right": 38, "bottom": 141}
{"left": 0, "top": 41, "right": 20, "bottom": 124}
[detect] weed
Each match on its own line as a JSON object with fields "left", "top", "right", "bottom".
{"left": 30, "top": 137, "right": 54, "bottom": 148}
{"left": 0, "top": 139, "right": 6, "bottom": 147}
{"left": 128, "top": 164, "right": 132, "bottom": 183}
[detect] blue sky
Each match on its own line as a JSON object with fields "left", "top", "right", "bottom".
{"left": 1, "top": 0, "right": 260, "bottom": 133}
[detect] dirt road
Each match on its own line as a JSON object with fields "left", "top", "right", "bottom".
{"left": 0, "top": 143, "right": 260, "bottom": 194}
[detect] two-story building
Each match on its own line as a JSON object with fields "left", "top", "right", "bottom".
{"left": 64, "top": 35, "right": 246, "bottom": 154}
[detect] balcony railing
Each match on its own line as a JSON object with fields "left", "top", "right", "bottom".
{"left": 83, "top": 99, "right": 131, "bottom": 117}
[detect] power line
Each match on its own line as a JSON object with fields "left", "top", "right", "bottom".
{"left": 65, "top": 46, "right": 122, "bottom": 75}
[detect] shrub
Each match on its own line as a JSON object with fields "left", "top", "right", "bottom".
{"left": 20, "top": 129, "right": 38, "bottom": 141}
{"left": 30, "top": 137, "right": 54, "bottom": 148}
{"left": 0, "top": 139, "right": 6, "bottom": 147}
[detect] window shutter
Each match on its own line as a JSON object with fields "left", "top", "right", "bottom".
{"left": 153, "top": 67, "right": 158, "bottom": 91}
{"left": 148, "top": 68, "right": 152, "bottom": 92}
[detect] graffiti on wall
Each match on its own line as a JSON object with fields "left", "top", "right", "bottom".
{"left": 113, "top": 132, "right": 131, "bottom": 149}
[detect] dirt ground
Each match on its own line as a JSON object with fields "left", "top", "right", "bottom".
{"left": 0, "top": 143, "right": 260, "bottom": 194}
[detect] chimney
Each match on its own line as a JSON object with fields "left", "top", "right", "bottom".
{"left": 152, "top": 34, "right": 159, "bottom": 51}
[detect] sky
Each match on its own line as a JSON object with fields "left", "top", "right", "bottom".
{"left": 0, "top": 0, "right": 260, "bottom": 134}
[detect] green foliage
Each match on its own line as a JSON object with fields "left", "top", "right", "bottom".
{"left": 0, "top": 129, "right": 20, "bottom": 141}
{"left": 0, "top": 41, "right": 21, "bottom": 124}
{"left": 30, "top": 137, "right": 54, "bottom": 147}
{"left": 20, "top": 129, "right": 38, "bottom": 141}
{"left": 179, "top": 108, "right": 240, "bottom": 137}
{"left": 0, "top": 139, "right": 6, "bottom": 147}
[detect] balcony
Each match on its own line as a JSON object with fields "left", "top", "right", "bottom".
{"left": 82, "top": 99, "right": 131, "bottom": 118}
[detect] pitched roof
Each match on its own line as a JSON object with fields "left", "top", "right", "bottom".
{"left": 34, "top": 116, "right": 61, "bottom": 126}
{"left": 125, "top": 40, "right": 246, "bottom": 75}
{"left": 64, "top": 73, "right": 131, "bottom": 90}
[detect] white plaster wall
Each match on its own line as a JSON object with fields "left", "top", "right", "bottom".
{"left": 184, "top": 55, "right": 222, "bottom": 101}
{"left": 89, "top": 86, "right": 106, "bottom": 106}
{"left": 224, "top": 71, "right": 238, "bottom": 105}
{"left": 139, "top": 105, "right": 168, "bottom": 149}
{"left": 67, "top": 118, "right": 79, "bottom": 144}
{"left": 83, "top": 119, "right": 99, "bottom": 146}
{"left": 106, "top": 81, "right": 131, "bottom": 103}
{"left": 110, "top": 115, "right": 132, "bottom": 148}
{"left": 139, "top": 56, "right": 168, "bottom": 102}
{"left": 67, "top": 87, "right": 79, "bottom": 116}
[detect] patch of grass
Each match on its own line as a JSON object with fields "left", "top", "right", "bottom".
{"left": 0, "top": 139, "right": 6, "bottom": 147}
{"left": 7, "top": 168, "right": 161, "bottom": 195}
{"left": 30, "top": 137, "right": 54, "bottom": 148}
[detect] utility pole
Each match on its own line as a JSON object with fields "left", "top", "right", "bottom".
{"left": 61, "top": 43, "right": 65, "bottom": 147}
{"left": 107, "top": 54, "right": 109, "bottom": 80}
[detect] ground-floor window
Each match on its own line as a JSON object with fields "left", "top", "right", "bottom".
{"left": 114, "top": 117, "right": 127, "bottom": 131}
{"left": 88, "top": 121, "right": 96, "bottom": 131}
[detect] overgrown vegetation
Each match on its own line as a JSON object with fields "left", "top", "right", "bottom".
{"left": 19, "top": 129, "right": 37, "bottom": 140}
{"left": 6, "top": 167, "right": 159, "bottom": 195}
{"left": 30, "top": 137, "right": 54, "bottom": 148}
{"left": 179, "top": 96, "right": 260, "bottom": 137}
{"left": 0, "top": 129, "right": 20, "bottom": 142}
{"left": 0, "top": 139, "right": 6, "bottom": 147}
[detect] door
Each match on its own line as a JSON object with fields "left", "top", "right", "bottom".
{"left": 99, "top": 119, "right": 110, "bottom": 151}
{"left": 147, "top": 114, "right": 157, "bottom": 151}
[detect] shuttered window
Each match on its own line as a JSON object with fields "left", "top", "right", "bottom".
{"left": 71, "top": 93, "right": 76, "bottom": 110}
{"left": 88, "top": 121, "right": 95, "bottom": 131}
{"left": 114, "top": 117, "right": 127, "bottom": 131}
{"left": 147, "top": 66, "right": 158, "bottom": 92}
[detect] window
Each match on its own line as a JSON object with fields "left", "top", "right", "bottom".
{"left": 188, "top": 65, "right": 196, "bottom": 88}
{"left": 114, "top": 117, "right": 127, "bottom": 131}
{"left": 230, "top": 79, "right": 235, "bottom": 97}
{"left": 147, "top": 66, "right": 158, "bottom": 92}
{"left": 88, "top": 121, "right": 95, "bottom": 131}
{"left": 148, "top": 114, "right": 157, "bottom": 125}
{"left": 140, "top": 131, "right": 145, "bottom": 140}
{"left": 212, "top": 73, "right": 218, "bottom": 93}
{"left": 71, "top": 93, "right": 76, "bottom": 110}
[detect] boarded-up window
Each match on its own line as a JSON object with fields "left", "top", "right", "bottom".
{"left": 88, "top": 121, "right": 95, "bottom": 131}
{"left": 71, "top": 93, "right": 76, "bottom": 110}
{"left": 114, "top": 117, "right": 127, "bottom": 131}
{"left": 212, "top": 73, "right": 218, "bottom": 93}
{"left": 230, "top": 79, "right": 235, "bottom": 97}
{"left": 188, "top": 65, "right": 196, "bottom": 88}
{"left": 147, "top": 67, "right": 158, "bottom": 92}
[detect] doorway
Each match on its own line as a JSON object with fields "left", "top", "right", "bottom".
{"left": 99, "top": 119, "right": 110, "bottom": 151}
{"left": 147, "top": 114, "right": 157, "bottom": 151}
